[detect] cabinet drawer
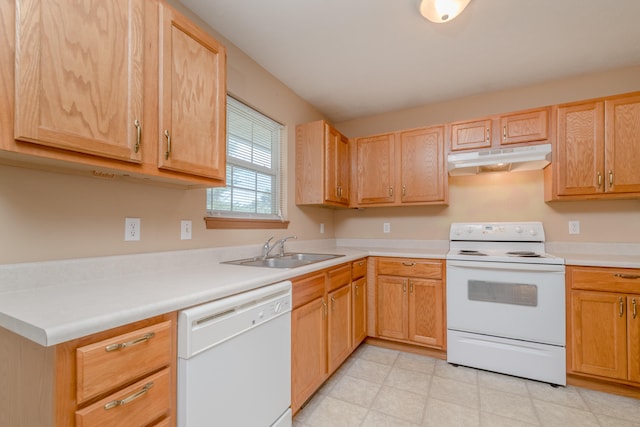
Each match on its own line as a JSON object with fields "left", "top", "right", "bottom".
{"left": 327, "top": 263, "right": 351, "bottom": 293}
{"left": 292, "top": 271, "right": 325, "bottom": 309}
{"left": 569, "top": 266, "right": 640, "bottom": 293}
{"left": 75, "top": 368, "right": 171, "bottom": 427}
{"left": 76, "top": 320, "right": 173, "bottom": 403}
{"left": 377, "top": 258, "right": 442, "bottom": 279}
{"left": 352, "top": 258, "right": 367, "bottom": 280}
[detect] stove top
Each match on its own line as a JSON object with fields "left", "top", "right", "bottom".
{"left": 447, "top": 222, "right": 564, "bottom": 265}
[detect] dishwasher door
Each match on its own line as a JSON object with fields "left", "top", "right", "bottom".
{"left": 177, "top": 281, "right": 292, "bottom": 427}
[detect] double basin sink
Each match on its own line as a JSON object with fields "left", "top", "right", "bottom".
{"left": 224, "top": 252, "right": 344, "bottom": 269}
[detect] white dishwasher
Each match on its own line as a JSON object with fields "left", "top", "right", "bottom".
{"left": 177, "top": 281, "right": 292, "bottom": 427}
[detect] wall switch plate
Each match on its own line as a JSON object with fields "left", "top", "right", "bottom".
{"left": 125, "top": 217, "right": 141, "bottom": 241}
{"left": 181, "top": 220, "right": 192, "bottom": 240}
{"left": 569, "top": 220, "right": 580, "bottom": 235}
{"left": 320, "top": 223, "right": 325, "bottom": 234}
{"left": 383, "top": 222, "right": 391, "bottom": 233}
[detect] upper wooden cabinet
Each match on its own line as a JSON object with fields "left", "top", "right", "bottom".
{"left": 2, "top": 0, "right": 227, "bottom": 187}
{"left": 157, "top": 3, "right": 226, "bottom": 180}
{"left": 353, "top": 126, "right": 447, "bottom": 207}
{"left": 14, "top": 0, "right": 145, "bottom": 163}
{"left": 545, "top": 92, "right": 640, "bottom": 201}
{"left": 295, "top": 120, "right": 350, "bottom": 207}
{"left": 450, "top": 108, "right": 549, "bottom": 151}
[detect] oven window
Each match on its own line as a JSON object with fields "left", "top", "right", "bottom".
{"left": 468, "top": 280, "right": 537, "bottom": 307}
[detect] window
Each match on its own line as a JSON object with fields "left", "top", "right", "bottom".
{"left": 206, "top": 96, "right": 287, "bottom": 228}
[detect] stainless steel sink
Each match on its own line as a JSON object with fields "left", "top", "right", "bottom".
{"left": 223, "top": 252, "right": 344, "bottom": 268}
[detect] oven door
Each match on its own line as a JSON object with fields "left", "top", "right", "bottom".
{"left": 446, "top": 260, "right": 565, "bottom": 345}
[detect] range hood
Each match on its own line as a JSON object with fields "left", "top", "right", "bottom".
{"left": 447, "top": 143, "right": 552, "bottom": 176}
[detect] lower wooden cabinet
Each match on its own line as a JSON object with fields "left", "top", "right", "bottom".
{"left": 291, "top": 259, "right": 368, "bottom": 413}
{"left": 568, "top": 266, "right": 640, "bottom": 387}
{"left": 0, "top": 313, "right": 176, "bottom": 427}
{"left": 375, "top": 257, "right": 445, "bottom": 350}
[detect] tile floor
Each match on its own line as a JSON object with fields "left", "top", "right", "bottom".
{"left": 293, "top": 344, "right": 640, "bottom": 427}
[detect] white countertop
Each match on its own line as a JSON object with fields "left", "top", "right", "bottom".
{"left": 1, "top": 238, "right": 637, "bottom": 347}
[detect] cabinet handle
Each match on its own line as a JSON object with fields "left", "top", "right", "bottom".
{"left": 337, "top": 186, "right": 342, "bottom": 198}
{"left": 597, "top": 171, "right": 602, "bottom": 188}
{"left": 357, "top": 261, "right": 364, "bottom": 266}
{"left": 105, "top": 332, "right": 155, "bottom": 352}
{"left": 321, "top": 299, "right": 327, "bottom": 317}
{"left": 409, "top": 281, "right": 414, "bottom": 293}
{"left": 486, "top": 128, "right": 490, "bottom": 142}
{"left": 389, "top": 187, "right": 393, "bottom": 197}
{"left": 614, "top": 273, "right": 640, "bottom": 280}
{"left": 164, "top": 129, "right": 171, "bottom": 160}
{"left": 619, "top": 297, "right": 624, "bottom": 317}
{"left": 402, "top": 185, "right": 406, "bottom": 197}
{"left": 608, "top": 170, "right": 614, "bottom": 188}
{"left": 633, "top": 298, "right": 637, "bottom": 319}
{"left": 402, "top": 262, "right": 416, "bottom": 267}
{"left": 502, "top": 125, "right": 507, "bottom": 140}
{"left": 134, "top": 119, "right": 141, "bottom": 153}
{"left": 104, "top": 382, "right": 153, "bottom": 410}
{"left": 331, "top": 296, "right": 336, "bottom": 311}
{"left": 354, "top": 284, "right": 359, "bottom": 296}
{"left": 403, "top": 281, "right": 407, "bottom": 293}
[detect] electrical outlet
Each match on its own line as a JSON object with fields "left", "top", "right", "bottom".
{"left": 320, "top": 223, "right": 325, "bottom": 234}
{"left": 181, "top": 220, "right": 192, "bottom": 240}
{"left": 383, "top": 222, "right": 391, "bottom": 233}
{"left": 125, "top": 217, "right": 140, "bottom": 241}
{"left": 569, "top": 220, "right": 580, "bottom": 235}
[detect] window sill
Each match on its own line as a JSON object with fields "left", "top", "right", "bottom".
{"left": 204, "top": 217, "right": 290, "bottom": 230}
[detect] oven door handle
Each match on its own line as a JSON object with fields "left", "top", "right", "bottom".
{"left": 446, "top": 260, "right": 565, "bottom": 273}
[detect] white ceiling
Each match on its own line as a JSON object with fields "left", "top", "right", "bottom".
{"left": 179, "top": 0, "right": 640, "bottom": 123}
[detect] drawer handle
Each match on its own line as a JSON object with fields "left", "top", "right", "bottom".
{"left": 619, "top": 297, "right": 624, "bottom": 318}
{"left": 105, "top": 332, "right": 155, "bottom": 352}
{"left": 357, "top": 262, "right": 364, "bottom": 266}
{"left": 164, "top": 129, "right": 171, "bottom": 160}
{"left": 134, "top": 119, "right": 142, "bottom": 153}
{"left": 633, "top": 298, "right": 637, "bottom": 319}
{"left": 402, "top": 262, "right": 416, "bottom": 267}
{"left": 614, "top": 273, "right": 640, "bottom": 280}
{"left": 104, "top": 382, "right": 154, "bottom": 410}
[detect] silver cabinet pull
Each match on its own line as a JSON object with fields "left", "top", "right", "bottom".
{"left": 164, "top": 129, "right": 171, "bottom": 160}
{"left": 486, "top": 128, "right": 490, "bottom": 142}
{"left": 597, "top": 171, "right": 602, "bottom": 188}
{"left": 402, "top": 262, "right": 416, "bottom": 267}
{"left": 389, "top": 187, "right": 393, "bottom": 197}
{"left": 104, "top": 382, "right": 153, "bottom": 410}
{"left": 331, "top": 296, "right": 336, "bottom": 311}
{"left": 409, "top": 281, "right": 414, "bottom": 293}
{"left": 633, "top": 298, "right": 637, "bottom": 319}
{"left": 105, "top": 332, "right": 155, "bottom": 352}
{"left": 619, "top": 297, "right": 624, "bottom": 317}
{"left": 354, "top": 284, "right": 359, "bottom": 297}
{"left": 321, "top": 299, "right": 327, "bottom": 317}
{"left": 609, "top": 170, "right": 613, "bottom": 187}
{"left": 403, "top": 281, "right": 407, "bottom": 293}
{"left": 357, "top": 261, "right": 364, "bottom": 266}
{"left": 402, "top": 185, "right": 406, "bottom": 197}
{"left": 614, "top": 273, "right": 640, "bottom": 280}
{"left": 134, "top": 119, "right": 141, "bottom": 153}
{"left": 337, "top": 185, "right": 342, "bottom": 198}
{"left": 503, "top": 125, "right": 507, "bottom": 140}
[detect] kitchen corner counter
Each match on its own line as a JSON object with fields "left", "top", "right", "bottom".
{"left": 546, "top": 242, "right": 640, "bottom": 269}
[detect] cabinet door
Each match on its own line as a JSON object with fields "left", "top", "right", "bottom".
{"left": 291, "top": 297, "right": 326, "bottom": 412}
{"left": 450, "top": 119, "right": 491, "bottom": 151}
{"left": 408, "top": 278, "right": 444, "bottom": 348}
{"left": 324, "top": 125, "right": 350, "bottom": 205}
{"left": 15, "top": 0, "right": 144, "bottom": 162}
{"left": 352, "top": 277, "right": 367, "bottom": 348}
{"left": 500, "top": 109, "right": 548, "bottom": 145}
{"left": 571, "top": 291, "right": 627, "bottom": 380}
{"left": 605, "top": 95, "right": 640, "bottom": 194}
{"left": 628, "top": 295, "right": 640, "bottom": 383}
{"left": 400, "top": 126, "right": 446, "bottom": 203}
{"left": 328, "top": 285, "right": 352, "bottom": 373}
{"left": 376, "top": 276, "right": 408, "bottom": 340}
{"left": 158, "top": 4, "right": 226, "bottom": 180}
{"left": 556, "top": 102, "right": 605, "bottom": 196}
{"left": 355, "top": 134, "right": 395, "bottom": 205}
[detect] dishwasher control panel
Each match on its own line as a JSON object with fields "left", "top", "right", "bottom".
{"left": 178, "top": 281, "right": 292, "bottom": 359}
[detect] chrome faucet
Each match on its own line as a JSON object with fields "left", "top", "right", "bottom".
{"left": 262, "top": 235, "right": 297, "bottom": 258}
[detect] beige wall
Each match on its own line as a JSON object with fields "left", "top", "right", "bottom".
{"left": 1, "top": 3, "right": 638, "bottom": 264}
{"left": 334, "top": 66, "right": 640, "bottom": 244}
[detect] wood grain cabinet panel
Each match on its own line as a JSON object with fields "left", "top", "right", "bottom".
{"left": 352, "top": 276, "right": 367, "bottom": 348}
{"left": 450, "top": 119, "right": 492, "bottom": 151}
{"left": 14, "top": 0, "right": 144, "bottom": 163}
{"left": 399, "top": 126, "right": 446, "bottom": 204}
{"left": 500, "top": 109, "right": 549, "bottom": 145}
{"left": 604, "top": 94, "right": 640, "bottom": 194}
{"left": 158, "top": 3, "right": 226, "bottom": 180}
{"left": 568, "top": 266, "right": 640, "bottom": 388}
{"left": 328, "top": 284, "right": 352, "bottom": 373}
{"left": 355, "top": 133, "right": 395, "bottom": 205}
{"left": 409, "top": 278, "right": 444, "bottom": 347}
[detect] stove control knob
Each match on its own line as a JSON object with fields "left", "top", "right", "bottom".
{"left": 466, "top": 226, "right": 474, "bottom": 234}
{"left": 515, "top": 226, "right": 523, "bottom": 234}
{"left": 529, "top": 228, "right": 537, "bottom": 236}
{"left": 453, "top": 227, "right": 462, "bottom": 236}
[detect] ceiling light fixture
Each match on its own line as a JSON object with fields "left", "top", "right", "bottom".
{"left": 419, "top": 0, "right": 471, "bottom": 23}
